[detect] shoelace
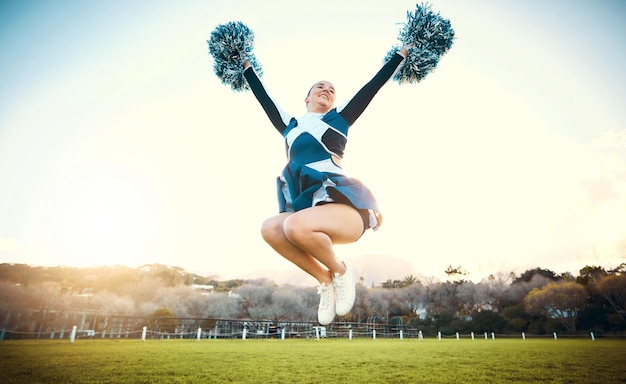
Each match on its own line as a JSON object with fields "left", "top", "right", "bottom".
{"left": 333, "top": 273, "right": 347, "bottom": 301}
{"left": 317, "top": 283, "right": 332, "bottom": 310}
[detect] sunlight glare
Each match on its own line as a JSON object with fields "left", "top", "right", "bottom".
{"left": 49, "top": 164, "right": 157, "bottom": 267}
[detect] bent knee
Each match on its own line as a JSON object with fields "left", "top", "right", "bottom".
{"left": 282, "top": 214, "right": 312, "bottom": 243}
{"left": 260, "top": 215, "right": 289, "bottom": 244}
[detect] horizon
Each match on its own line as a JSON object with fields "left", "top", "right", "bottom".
{"left": 4, "top": 254, "right": 620, "bottom": 288}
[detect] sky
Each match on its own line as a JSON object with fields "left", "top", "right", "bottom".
{"left": 1, "top": 0, "right": 625, "bottom": 284}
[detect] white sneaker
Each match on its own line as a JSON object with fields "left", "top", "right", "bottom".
{"left": 334, "top": 262, "right": 356, "bottom": 316}
{"left": 317, "top": 282, "right": 335, "bottom": 325}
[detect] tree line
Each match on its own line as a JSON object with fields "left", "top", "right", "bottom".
{"left": 1, "top": 262, "right": 625, "bottom": 335}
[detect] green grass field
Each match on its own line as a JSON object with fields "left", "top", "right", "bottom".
{"left": 1, "top": 338, "right": 625, "bottom": 383}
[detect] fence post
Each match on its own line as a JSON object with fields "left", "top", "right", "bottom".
{"left": 197, "top": 328, "right": 202, "bottom": 340}
{"left": 484, "top": 332, "right": 488, "bottom": 340}
{"left": 471, "top": 332, "right": 475, "bottom": 340}
{"left": 349, "top": 329, "right": 353, "bottom": 341}
{"left": 281, "top": 328, "right": 285, "bottom": 340}
{"left": 491, "top": 332, "right": 495, "bottom": 340}
{"left": 590, "top": 332, "right": 595, "bottom": 341}
{"left": 456, "top": 332, "right": 459, "bottom": 341}
{"left": 553, "top": 332, "right": 558, "bottom": 340}
{"left": 437, "top": 331, "right": 441, "bottom": 341}
{"left": 0, "top": 313, "right": 8, "bottom": 341}
{"left": 315, "top": 327, "right": 320, "bottom": 340}
{"left": 242, "top": 329, "right": 247, "bottom": 340}
{"left": 141, "top": 326, "right": 147, "bottom": 341}
{"left": 70, "top": 325, "right": 77, "bottom": 343}
{"left": 399, "top": 330, "right": 403, "bottom": 340}
{"left": 372, "top": 329, "right": 376, "bottom": 340}
{"left": 522, "top": 332, "right": 526, "bottom": 340}
{"left": 418, "top": 330, "right": 423, "bottom": 340}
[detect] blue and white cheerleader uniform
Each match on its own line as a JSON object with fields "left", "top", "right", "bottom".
{"left": 243, "top": 53, "right": 405, "bottom": 231}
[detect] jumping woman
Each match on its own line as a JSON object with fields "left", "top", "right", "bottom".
{"left": 242, "top": 45, "right": 410, "bottom": 325}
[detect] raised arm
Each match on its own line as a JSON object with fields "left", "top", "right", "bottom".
{"left": 243, "top": 63, "right": 293, "bottom": 135}
{"left": 337, "top": 46, "right": 409, "bottom": 126}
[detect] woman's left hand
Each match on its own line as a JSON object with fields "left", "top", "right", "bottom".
{"left": 399, "top": 44, "right": 414, "bottom": 58}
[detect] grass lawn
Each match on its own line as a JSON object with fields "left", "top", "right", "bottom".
{"left": 1, "top": 338, "right": 625, "bottom": 383}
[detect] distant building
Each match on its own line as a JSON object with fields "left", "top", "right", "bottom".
{"left": 191, "top": 284, "right": 214, "bottom": 294}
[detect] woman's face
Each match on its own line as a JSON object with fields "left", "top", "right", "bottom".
{"left": 305, "top": 81, "right": 336, "bottom": 112}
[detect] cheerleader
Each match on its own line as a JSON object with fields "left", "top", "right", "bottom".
{"left": 243, "top": 46, "right": 410, "bottom": 325}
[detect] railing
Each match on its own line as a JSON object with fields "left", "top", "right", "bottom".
{"left": 0, "top": 309, "right": 615, "bottom": 341}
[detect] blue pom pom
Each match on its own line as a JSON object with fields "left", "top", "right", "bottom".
{"left": 207, "top": 21, "right": 262, "bottom": 91}
{"left": 385, "top": 46, "right": 440, "bottom": 84}
{"left": 389, "top": 3, "right": 455, "bottom": 84}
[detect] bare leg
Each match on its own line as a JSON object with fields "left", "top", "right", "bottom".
{"left": 261, "top": 212, "right": 333, "bottom": 284}
{"left": 260, "top": 204, "right": 364, "bottom": 284}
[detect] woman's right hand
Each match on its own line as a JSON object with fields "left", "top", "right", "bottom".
{"left": 243, "top": 61, "right": 251, "bottom": 69}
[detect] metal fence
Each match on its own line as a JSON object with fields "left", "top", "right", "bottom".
{"left": 0, "top": 308, "right": 605, "bottom": 341}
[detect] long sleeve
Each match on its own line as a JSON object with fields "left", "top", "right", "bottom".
{"left": 337, "top": 53, "right": 404, "bottom": 126}
{"left": 243, "top": 67, "right": 294, "bottom": 134}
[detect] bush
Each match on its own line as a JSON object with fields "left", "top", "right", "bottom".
{"left": 471, "top": 310, "right": 507, "bottom": 333}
